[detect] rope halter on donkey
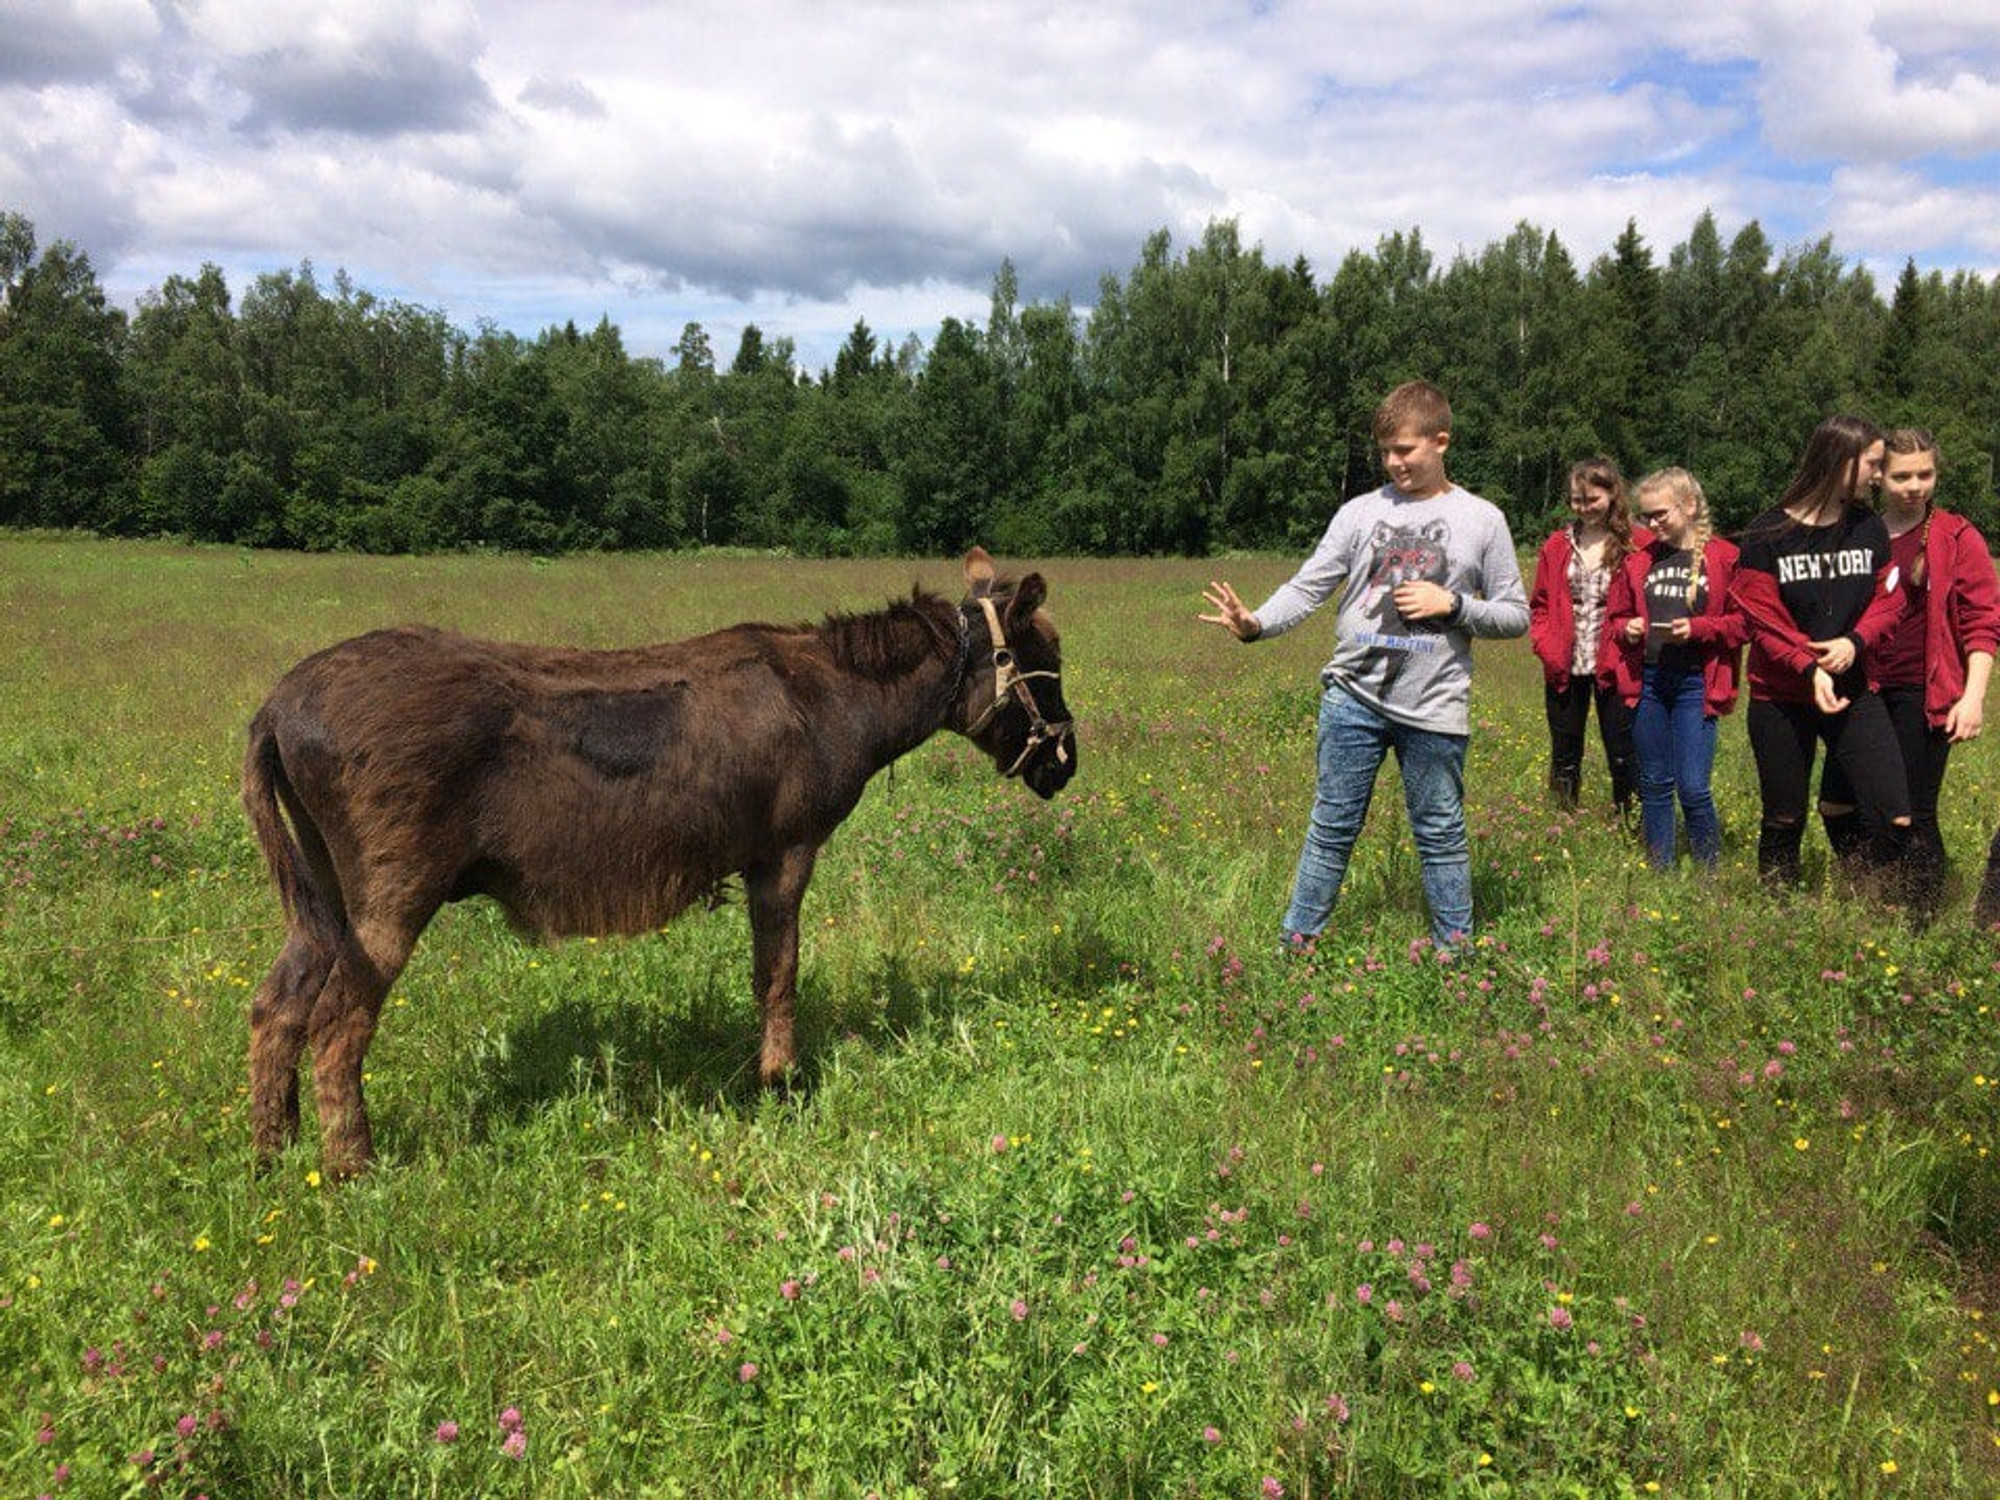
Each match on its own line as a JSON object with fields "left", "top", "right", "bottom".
{"left": 962, "top": 594, "right": 1074, "bottom": 779}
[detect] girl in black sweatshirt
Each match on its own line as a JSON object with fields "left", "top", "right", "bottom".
{"left": 1729, "top": 414, "right": 1911, "bottom": 889}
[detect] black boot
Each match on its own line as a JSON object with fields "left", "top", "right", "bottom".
{"left": 1609, "top": 760, "right": 1638, "bottom": 831}
{"left": 1758, "top": 819, "right": 1804, "bottom": 890}
{"left": 1866, "top": 820, "right": 1913, "bottom": 910}
{"left": 1973, "top": 826, "right": 2000, "bottom": 931}
{"left": 1900, "top": 827, "right": 1947, "bottom": 926}
{"left": 1821, "top": 808, "right": 1865, "bottom": 865}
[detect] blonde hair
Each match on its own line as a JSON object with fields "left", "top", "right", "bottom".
{"left": 1372, "top": 381, "right": 1452, "bottom": 444}
{"left": 1883, "top": 427, "right": 1940, "bottom": 586}
{"left": 1636, "top": 467, "right": 1711, "bottom": 607}
{"left": 1568, "top": 455, "right": 1634, "bottom": 569}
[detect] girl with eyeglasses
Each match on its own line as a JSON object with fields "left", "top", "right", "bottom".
{"left": 1728, "top": 414, "right": 1911, "bottom": 890}
{"left": 1602, "top": 469, "right": 1745, "bottom": 867}
{"left": 1529, "top": 458, "right": 1649, "bottom": 818}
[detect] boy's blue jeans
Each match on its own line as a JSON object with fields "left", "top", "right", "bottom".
{"left": 1282, "top": 680, "right": 1473, "bottom": 949}
{"left": 1631, "top": 663, "right": 1720, "bottom": 868}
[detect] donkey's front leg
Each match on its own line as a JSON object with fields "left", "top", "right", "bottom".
{"left": 746, "top": 845, "right": 819, "bottom": 1087}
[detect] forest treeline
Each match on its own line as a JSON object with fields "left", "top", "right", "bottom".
{"left": 2, "top": 206, "right": 1996, "bottom": 556}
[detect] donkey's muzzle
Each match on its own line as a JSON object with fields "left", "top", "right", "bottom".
{"left": 1023, "top": 727, "right": 1077, "bottom": 799}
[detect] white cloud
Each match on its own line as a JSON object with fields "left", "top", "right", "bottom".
{"left": 1829, "top": 163, "right": 2000, "bottom": 261}
{"left": 2, "top": 0, "right": 1997, "bottom": 367}
{"left": 172, "top": 0, "right": 496, "bottom": 137}
{"left": 0, "top": 0, "right": 159, "bottom": 85}
{"left": 1738, "top": 0, "right": 2000, "bottom": 161}
{"left": 175, "top": 0, "right": 487, "bottom": 65}
{"left": 517, "top": 76, "right": 606, "bottom": 118}
{"left": 0, "top": 83, "right": 162, "bottom": 258}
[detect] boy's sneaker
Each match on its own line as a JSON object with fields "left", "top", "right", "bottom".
{"left": 1279, "top": 931, "right": 1319, "bottom": 960}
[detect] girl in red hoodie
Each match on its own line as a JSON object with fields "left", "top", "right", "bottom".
{"left": 1602, "top": 468, "right": 1745, "bottom": 868}
{"left": 1729, "top": 414, "right": 1910, "bottom": 888}
{"left": 1819, "top": 429, "right": 2000, "bottom": 919}
{"left": 1529, "top": 458, "right": 1648, "bottom": 816}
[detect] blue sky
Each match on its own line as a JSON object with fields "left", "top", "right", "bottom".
{"left": 4, "top": 0, "right": 1998, "bottom": 371}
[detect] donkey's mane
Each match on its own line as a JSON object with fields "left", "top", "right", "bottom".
{"left": 816, "top": 588, "right": 963, "bottom": 682}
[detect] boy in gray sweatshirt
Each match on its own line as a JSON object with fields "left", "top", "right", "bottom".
{"left": 1200, "top": 381, "right": 1528, "bottom": 953}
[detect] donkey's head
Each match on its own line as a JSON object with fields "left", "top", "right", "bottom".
{"left": 958, "top": 547, "right": 1077, "bottom": 800}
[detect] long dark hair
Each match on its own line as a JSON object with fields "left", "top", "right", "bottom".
{"left": 1567, "top": 456, "right": 1634, "bottom": 569}
{"left": 1778, "top": 414, "right": 1884, "bottom": 521}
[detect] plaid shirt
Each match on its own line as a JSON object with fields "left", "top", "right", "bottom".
{"left": 1568, "top": 539, "right": 1613, "bottom": 678}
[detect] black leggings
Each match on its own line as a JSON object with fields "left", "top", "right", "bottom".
{"left": 1746, "top": 694, "right": 1910, "bottom": 885}
{"left": 1544, "top": 679, "right": 1635, "bottom": 810}
{"left": 1819, "top": 684, "right": 1948, "bottom": 904}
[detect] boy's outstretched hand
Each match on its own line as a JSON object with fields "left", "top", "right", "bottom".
{"left": 1199, "top": 580, "right": 1260, "bottom": 640}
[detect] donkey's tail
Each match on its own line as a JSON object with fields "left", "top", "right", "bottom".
{"left": 243, "top": 708, "right": 345, "bottom": 949}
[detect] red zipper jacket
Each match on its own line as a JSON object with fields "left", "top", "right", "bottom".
{"left": 1599, "top": 537, "right": 1746, "bottom": 716}
{"left": 1898, "top": 509, "right": 2000, "bottom": 728}
{"left": 1529, "top": 524, "right": 1652, "bottom": 690}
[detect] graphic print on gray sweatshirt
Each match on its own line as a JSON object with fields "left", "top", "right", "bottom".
{"left": 1252, "top": 484, "right": 1529, "bottom": 736}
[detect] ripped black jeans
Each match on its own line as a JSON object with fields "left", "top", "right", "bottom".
{"left": 1746, "top": 694, "right": 1909, "bottom": 888}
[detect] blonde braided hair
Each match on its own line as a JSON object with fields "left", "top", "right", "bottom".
{"left": 1634, "top": 468, "right": 1711, "bottom": 607}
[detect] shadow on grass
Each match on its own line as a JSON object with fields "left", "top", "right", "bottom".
{"left": 473, "top": 987, "right": 766, "bottom": 1123}
{"left": 439, "top": 922, "right": 1139, "bottom": 1142}
{"left": 1923, "top": 1150, "right": 2000, "bottom": 1282}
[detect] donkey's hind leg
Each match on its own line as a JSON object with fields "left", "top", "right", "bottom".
{"left": 249, "top": 932, "right": 338, "bottom": 1165}
{"left": 308, "top": 914, "right": 423, "bottom": 1179}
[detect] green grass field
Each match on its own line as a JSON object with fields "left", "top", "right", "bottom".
{"left": 1, "top": 534, "right": 1996, "bottom": 1497}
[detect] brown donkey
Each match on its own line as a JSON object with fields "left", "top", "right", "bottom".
{"left": 242, "top": 549, "right": 1076, "bottom": 1176}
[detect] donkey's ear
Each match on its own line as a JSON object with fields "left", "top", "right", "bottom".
{"left": 963, "top": 546, "right": 996, "bottom": 599}
{"left": 1007, "top": 572, "right": 1047, "bottom": 621}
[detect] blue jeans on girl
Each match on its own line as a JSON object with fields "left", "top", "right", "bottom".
{"left": 1632, "top": 662, "right": 1721, "bottom": 868}
{"left": 1282, "top": 680, "right": 1473, "bottom": 949}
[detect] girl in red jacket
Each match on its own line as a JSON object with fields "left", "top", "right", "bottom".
{"left": 1729, "top": 414, "right": 1910, "bottom": 888}
{"left": 1603, "top": 468, "right": 1745, "bottom": 868}
{"left": 1530, "top": 458, "right": 1648, "bottom": 816}
{"left": 1820, "top": 429, "right": 2000, "bottom": 919}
